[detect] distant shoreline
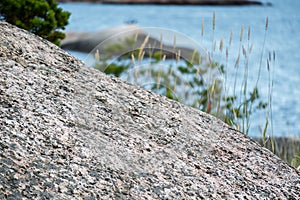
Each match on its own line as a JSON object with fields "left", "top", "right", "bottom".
{"left": 58, "top": 0, "right": 270, "bottom": 6}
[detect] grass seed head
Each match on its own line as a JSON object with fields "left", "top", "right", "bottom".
{"left": 242, "top": 45, "right": 247, "bottom": 57}
{"left": 139, "top": 34, "right": 149, "bottom": 59}
{"left": 226, "top": 47, "right": 229, "bottom": 59}
{"left": 95, "top": 49, "right": 100, "bottom": 62}
{"left": 235, "top": 54, "right": 240, "bottom": 68}
{"left": 229, "top": 30, "right": 233, "bottom": 45}
{"left": 131, "top": 53, "right": 135, "bottom": 65}
{"left": 248, "top": 27, "right": 251, "bottom": 41}
{"left": 219, "top": 38, "right": 224, "bottom": 52}
{"left": 240, "top": 25, "right": 244, "bottom": 42}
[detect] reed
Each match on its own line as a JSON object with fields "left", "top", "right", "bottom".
{"left": 196, "top": 13, "right": 277, "bottom": 153}
{"left": 201, "top": 14, "right": 300, "bottom": 169}
{"left": 92, "top": 13, "right": 300, "bottom": 169}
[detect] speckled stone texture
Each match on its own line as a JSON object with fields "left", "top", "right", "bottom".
{"left": 0, "top": 22, "right": 299, "bottom": 199}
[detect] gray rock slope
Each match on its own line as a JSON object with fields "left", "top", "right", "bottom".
{"left": 0, "top": 22, "right": 299, "bottom": 199}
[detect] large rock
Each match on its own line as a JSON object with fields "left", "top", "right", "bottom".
{"left": 0, "top": 22, "right": 299, "bottom": 199}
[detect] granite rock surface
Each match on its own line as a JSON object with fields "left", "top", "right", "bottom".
{"left": 0, "top": 22, "right": 299, "bottom": 199}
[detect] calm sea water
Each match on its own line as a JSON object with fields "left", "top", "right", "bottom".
{"left": 60, "top": 0, "right": 300, "bottom": 137}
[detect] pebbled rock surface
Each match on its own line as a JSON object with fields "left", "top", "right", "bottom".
{"left": 0, "top": 22, "right": 299, "bottom": 199}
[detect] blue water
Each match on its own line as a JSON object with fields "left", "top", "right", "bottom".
{"left": 60, "top": 0, "right": 300, "bottom": 137}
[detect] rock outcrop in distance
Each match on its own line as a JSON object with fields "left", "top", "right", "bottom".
{"left": 0, "top": 22, "right": 299, "bottom": 199}
{"left": 58, "top": 0, "right": 266, "bottom": 6}
{"left": 61, "top": 25, "right": 204, "bottom": 62}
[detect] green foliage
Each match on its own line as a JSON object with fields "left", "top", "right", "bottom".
{"left": 291, "top": 153, "right": 300, "bottom": 170}
{"left": 94, "top": 13, "right": 298, "bottom": 170}
{"left": 0, "top": 0, "right": 70, "bottom": 45}
{"left": 98, "top": 61, "right": 130, "bottom": 77}
{"left": 94, "top": 47, "right": 266, "bottom": 130}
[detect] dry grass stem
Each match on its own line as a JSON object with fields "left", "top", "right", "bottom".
{"left": 176, "top": 50, "right": 181, "bottom": 63}
{"left": 173, "top": 34, "right": 177, "bottom": 50}
{"left": 242, "top": 45, "right": 247, "bottom": 58}
{"left": 138, "top": 34, "right": 149, "bottom": 60}
{"left": 198, "top": 53, "right": 202, "bottom": 65}
{"left": 202, "top": 19, "right": 205, "bottom": 37}
{"left": 235, "top": 54, "right": 240, "bottom": 68}
{"left": 226, "top": 47, "right": 229, "bottom": 59}
{"left": 229, "top": 30, "right": 233, "bottom": 45}
{"left": 248, "top": 27, "right": 251, "bottom": 41}
{"left": 212, "top": 11, "right": 216, "bottom": 31}
{"left": 95, "top": 49, "right": 100, "bottom": 62}
{"left": 134, "top": 32, "right": 138, "bottom": 43}
{"left": 197, "top": 67, "right": 200, "bottom": 79}
{"left": 191, "top": 49, "right": 197, "bottom": 64}
{"left": 131, "top": 53, "right": 135, "bottom": 65}
{"left": 240, "top": 25, "right": 244, "bottom": 42}
{"left": 156, "top": 73, "right": 161, "bottom": 91}
{"left": 141, "top": 51, "right": 145, "bottom": 62}
{"left": 219, "top": 38, "right": 224, "bottom": 52}
{"left": 205, "top": 51, "right": 210, "bottom": 65}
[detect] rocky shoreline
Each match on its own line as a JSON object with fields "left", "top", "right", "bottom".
{"left": 0, "top": 22, "right": 299, "bottom": 199}
{"left": 58, "top": 0, "right": 267, "bottom": 6}
{"left": 61, "top": 25, "right": 204, "bottom": 61}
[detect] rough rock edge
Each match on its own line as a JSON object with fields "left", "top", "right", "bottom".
{"left": 0, "top": 22, "right": 299, "bottom": 199}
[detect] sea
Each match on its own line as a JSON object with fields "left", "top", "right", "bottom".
{"left": 60, "top": 0, "right": 300, "bottom": 137}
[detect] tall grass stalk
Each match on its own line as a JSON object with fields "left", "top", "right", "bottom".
{"left": 233, "top": 25, "right": 244, "bottom": 100}
{"left": 94, "top": 12, "right": 300, "bottom": 169}
{"left": 266, "top": 51, "right": 275, "bottom": 152}
{"left": 207, "top": 11, "right": 216, "bottom": 114}
{"left": 94, "top": 12, "right": 273, "bottom": 147}
{"left": 240, "top": 27, "right": 251, "bottom": 134}
{"left": 223, "top": 30, "right": 232, "bottom": 121}
{"left": 256, "top": 17, "right": 268, "bottom": 87}
{"left": 253, "top": 17, "right": 270, "bottom": 146}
